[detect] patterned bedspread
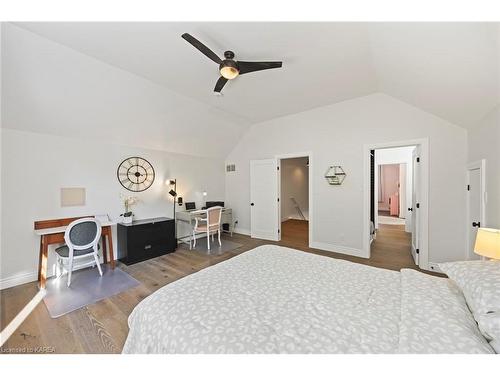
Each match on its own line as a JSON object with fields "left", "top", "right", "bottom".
{"left": 122, "top": 245, "right": 493, "bottom": 354}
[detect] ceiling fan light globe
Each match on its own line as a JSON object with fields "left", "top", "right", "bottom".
{"left": 220, "top": 66, "right": 239, "bottom": 80}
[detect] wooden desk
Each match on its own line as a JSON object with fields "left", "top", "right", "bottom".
{"left": 34, "top": 217, "right": 116, "bottom": 289}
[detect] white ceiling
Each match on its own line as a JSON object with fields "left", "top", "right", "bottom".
{"left": 11, "top": 22, "right": 500, "bottom": 128}
{"left": 369, "top": 23, "right": 500, "bottom": 127}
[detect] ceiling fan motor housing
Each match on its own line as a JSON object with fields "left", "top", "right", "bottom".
{"left": 220, "top": 58, "right": 239, "bottom": 72}
{"left": 224, "top": 50, "right": 235, "bottom": 59}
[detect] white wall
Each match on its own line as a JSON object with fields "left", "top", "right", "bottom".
{"left": 225, "top": 93, "right": 468, "bottom": 267}
{"left": 0, "top": 23, "right": 230, "bottom": 289}
{"left": 280, "top": 157, "right": 309, "bottom": 221}
{"left": 0, "top": 24, "right": 3, "bottom": 267}
{"left": 0, "top": 129, "right": 225, "bottom": 288}
{"left": 1, "top": 23, "right": 248, "bottom": 159}
{"left": 467, "top": 106, "right": 500, "bottom": 229}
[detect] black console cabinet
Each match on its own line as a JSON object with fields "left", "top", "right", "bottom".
{"left": 117, "top": 217, "right": 176, "bottom": 265}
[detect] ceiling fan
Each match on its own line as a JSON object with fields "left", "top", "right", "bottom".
{"left": 181, "top": 33, "right": 283, "bottom": 94}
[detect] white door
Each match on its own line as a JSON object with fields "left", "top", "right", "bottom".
{"left": 250, "top": 159, "right": 279, "bottom": 241}
{"left": 410, "top": 146, "right": 420, "bottom": 265}
{"left": 467, "top": 162, "right": 485, "bottom": 259}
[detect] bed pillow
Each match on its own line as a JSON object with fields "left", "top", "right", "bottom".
{"left": 398, "top": 269, "right": 494, "bottom": 353}
{"left": 439, "top": 260, "right": 500, "bottom": 352}
{"left": 476, "top": 312, "right": 500, "bottom": 353}
{"left": 438, "top": 260, "right": 500, "bottom": 315}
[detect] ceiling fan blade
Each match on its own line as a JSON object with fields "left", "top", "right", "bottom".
{"left": 237, "top": 61, "right": 282, "bottom": 75}
{"left": 181, "top": 33, "right": 222, "bottom": 64}
{"left": 214, "top": 77, "right": 228, "bottom": 93}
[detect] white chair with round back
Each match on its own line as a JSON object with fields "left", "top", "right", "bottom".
{"left": 55, "top": 218, "right": 103, "bottom": 287}
{"left": 192, "top": 206, "right": 223, "bottom": 252}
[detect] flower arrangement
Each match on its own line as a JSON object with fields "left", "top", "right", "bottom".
{"left": 120, "top": 194, "right": 139, "bottom": 223}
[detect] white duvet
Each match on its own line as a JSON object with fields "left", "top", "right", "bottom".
{"left": 123, "top": 245, "right": 493, "bottom": 354}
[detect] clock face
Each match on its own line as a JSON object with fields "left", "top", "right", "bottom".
{"left": 117, "top": 157, "right": 155, "bottom": 192}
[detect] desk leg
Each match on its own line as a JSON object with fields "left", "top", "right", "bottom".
{"left": 38, "top": 236, "right": 48, "bottom": 289}
{"left": 102, "top": 235, "right": 108, "bottom": 264}
{"left": 107, "top": 232, "right": 115, "bottom": 269}
{"left": 37, "top": 237, "right": 43, "bottom": 282}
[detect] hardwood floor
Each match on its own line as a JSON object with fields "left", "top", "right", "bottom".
{"left": 281, "top": 219, "right": 309, "bottom": 245}
{"left": 1, "top": 223, "right": 435, "bottom": 354}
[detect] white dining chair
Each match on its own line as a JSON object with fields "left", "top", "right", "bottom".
{"left": 192, "top": 206, "right": 223, "bottom": 252}
{"left": 55, "top": 218, "right": 103, "bottom": 287}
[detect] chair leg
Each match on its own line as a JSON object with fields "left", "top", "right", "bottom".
{"left": 59, "top": 258, "right": 65, "bottom": 278}
{"left": 218, "top": 229, "right": 222, "bottom": 247}
{"left": 207, "top": 231, "right": 210, "bottom": 251}
{"left": 193, "top": 230, "right": 197, "bottom": 248}
{"left": 67, "top": 255, "right": 74, "bottom": 287}
{"left": 93, "top": 251, "right": 103, "bottom": 276}
{"left": 56, "top": 258, "right": 62, "bottom": 278}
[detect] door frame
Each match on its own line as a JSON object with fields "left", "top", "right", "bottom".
{"left": 466, "top": 159, "right": 486, "bottom": 259}
{"left": 363, "top": 138, "right": 430, "bottom": 270}
{"left": 275, "top": 152, "right": 313, "bottom": 247}
{"left": 411, "top": 146, "right": 421, "bottom": 266}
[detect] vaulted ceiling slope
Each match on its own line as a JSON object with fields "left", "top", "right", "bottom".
{"left": 1, "top": 23, "right": 250, "bottom": 158}
{"left": 9, "top": 22, "right": 500, "bottom": 131}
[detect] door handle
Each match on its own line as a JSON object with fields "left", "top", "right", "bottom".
{"left": 472, "top": 222, "right": 481, "bottom": 228}
{"left": 408, "top": 208, "right": 413, "bottom": 212}
{"left": 250, "top": 203, "right": 254, "bottom": 206}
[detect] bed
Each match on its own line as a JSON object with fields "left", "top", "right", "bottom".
{"left": 122, "top": 245, "right": 494, "bottom": 354}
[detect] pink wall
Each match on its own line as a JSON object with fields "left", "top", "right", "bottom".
{"left": 379, "top": 164, "right": 399, "bottom": 211}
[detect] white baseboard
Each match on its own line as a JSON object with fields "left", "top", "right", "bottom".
{"left": 230, "top": 229, "right": 366, "bottom": 259}
{"left": 0, "top": 271, "right": 38, "bottom": 290}
{"left": 309, "top": 241, "right": 368, "bottom": 259}
{"left": 233, "top": 227, "right": 251, "bottom": 236}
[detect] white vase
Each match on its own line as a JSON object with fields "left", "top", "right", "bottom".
{"left": 123, "top": 214, "right": 133, "bottom": 224}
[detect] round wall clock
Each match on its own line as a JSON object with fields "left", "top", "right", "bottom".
{"left": 117, "top": 157, "right": 155, "bottom": 192}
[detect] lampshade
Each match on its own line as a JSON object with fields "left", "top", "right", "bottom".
{"left": 474, "top": 228, "right": 500, "bottom": 259}
{"left": 168, "top": 189, "right": 177, "bottom": 197}
{"left": 220, "top": 66, "right": 239, "bottom": 80}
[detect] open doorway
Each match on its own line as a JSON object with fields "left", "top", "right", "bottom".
{"left": 279, "top": 157, "right": 309, "bottom": 246}
{"left": 369, "top": 145, "right": 420, "bottom": 268}
{"left": 249, "top": 153, "right": 312, "bottom": 246}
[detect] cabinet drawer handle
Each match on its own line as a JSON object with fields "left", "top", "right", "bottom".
{"left": 144, "top": 245, "right": 152, "bottom": 250}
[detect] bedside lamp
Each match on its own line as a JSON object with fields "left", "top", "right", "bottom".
{"left": 474, "top": 228, "right": 500, "bottom": 260}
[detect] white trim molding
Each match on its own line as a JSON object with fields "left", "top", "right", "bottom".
{"left": 309, "top": 242, "right": 367, "bottom": 258}
{"left": 233, "top": 227, "right": 251, "bottom": 236}
{"left": 0, "top": 271, "right": 38, "bottom": 290}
